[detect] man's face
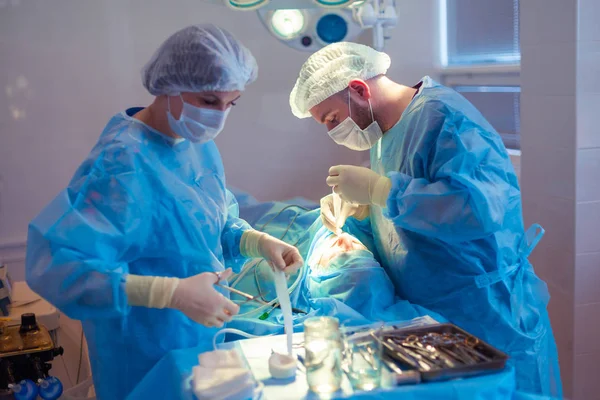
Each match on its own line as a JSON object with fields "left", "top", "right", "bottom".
{"left": 309, "top": 87, "right": 374, "bottom": 132}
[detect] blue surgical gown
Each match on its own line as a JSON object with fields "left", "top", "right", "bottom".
{"left": 25, "top": 108, "right": 252, "bottom": 400}
{"left": 367, "top": 77, "right": 562, "bottom": 397}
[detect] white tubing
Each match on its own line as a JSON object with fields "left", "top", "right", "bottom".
{"left": 212, "top": 328, "right": 274, "bottom": 351}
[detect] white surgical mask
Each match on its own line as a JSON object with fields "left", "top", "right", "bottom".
{"left": 327, "top": 94, "right": 383, "bottom": 151}
{"left": 167, "top": 95, "right": 230, "bottom": 144}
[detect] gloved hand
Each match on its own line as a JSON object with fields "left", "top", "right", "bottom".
{"left": 326, "top": 165, "right": 392, "bottom": 206}
{"left": 125, "top": 268, "right": 239, "bottom": 328}
{"left": 320, "top": 194, "right": 369, "bottom": 233}
{"left": 170, "top": 269, "right": 240, "bottom": 327}
{"left": 241, "top": 231, "right": 303, "bottom": 274}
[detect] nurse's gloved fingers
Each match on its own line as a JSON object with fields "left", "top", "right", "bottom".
{"left": 222, "top": 299, "right": 240, "bottom": 319}
{"left": 320, "top": 214, "right": 337, "bottom": 232}
{"left": 216, "top": 268, "right": 233, "bottom": 283}
{"left": 206, "top": 317, "right": 223, "bottom": 328}
{"left": 285, "top": 263, "right": 302, "bottom": 275}
{"left": 320, "top": 196, "right": 335, "bottom": 220}
{"left": 215, "top": 318, "right": 226, "bottom": 328}
{"left": 320, "top": 197, "right": 337, "bottom": 232}
{"left": 216, "top": 310, "right": 231, "bottom": 324}
{"left": 292, "top": 250, "right": 303, "bottom": 265}
{"left": 202, "top": 318, "right": 214, "bottom": 327}
{"left": 335, "top": 215, "right": 348, "bottom": 230}
{"left": 217, "top": 305, "right": 234, "bottom": 323}
{"left": 283, "top": 251, "right": 303, "bottom": 273}
{"left": 269, "top": 252, "right": 286, "bottom": 271}
{"left": 326, "top": 176, "right": 340, "bottom": 187}
{"left": 328, "top": 165, "right": 342, "bottom": 176}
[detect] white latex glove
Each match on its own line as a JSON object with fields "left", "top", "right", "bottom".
{"left": 320, "top": 194, "right": 369, "bottom": 233}
{"left": 170, "top": 269, "right": 239, "bottom": 327}
{"left": 241, "top": 231, "right": 303, "bottom": 274}
{"left": 126, "top": 269, "right": 239, "bottom": 328}
{"left": 326, "top": 165, "right": 392, "bottom": 206}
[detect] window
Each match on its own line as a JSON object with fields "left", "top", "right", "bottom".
{"left": 453, "top": 86, "right": 520, "bottom": 150}
{"left": 440, "top": 0, "right": 521, "bottom": 150}
{"left": 443, "top": 0, "right": 520, "bottom": 67}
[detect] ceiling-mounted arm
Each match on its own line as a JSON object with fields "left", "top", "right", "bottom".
{"left": 353, "top": 0, "right": 397, "bottom": 51}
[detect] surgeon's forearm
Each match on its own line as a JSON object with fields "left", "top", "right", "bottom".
{"left": 125, "top": 274, "right": 179, "bottom": 308}
{"left": 240, "top": 230, "right": 266, "bottom": 258}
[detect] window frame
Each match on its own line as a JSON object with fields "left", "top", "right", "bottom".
{"left": 438, "top": 0, "right": 522, "bottom": 153}
{"left": 439, "top": 0, "right": 521, "bottom": 69}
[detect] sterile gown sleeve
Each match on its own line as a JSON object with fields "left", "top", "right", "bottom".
{"left": 25, "top": 169, "right": 151, "bottom": 321}
{"left": 220, "top": 189, "right": 253, "bottom": 273}
{"left": 384, "top": 100, "right": 516, "bottom": 244}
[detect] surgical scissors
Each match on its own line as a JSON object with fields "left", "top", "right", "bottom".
{"left": 413, "top": 332, "right": 490, "bottom": 365}
{"left": 402, "top": 335, "right": 457, "bottom": 368}
{"left": 216, "top": 273, "right": 307, "bottom": 314}
{"left": 214, "top": 282, "right": 270, "bottom": 306}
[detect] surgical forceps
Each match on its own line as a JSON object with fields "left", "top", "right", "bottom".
{"left": 376, "top": 336, "right": 435, "bottom": 371}
{"left": 401, "top": 335, "right": 457, "bottom": 368}
{"left": 417, "top": 332, "right": 490, "bottom": 365}
{"left": 214, "top": 272, "right": 270, "bottom": 306}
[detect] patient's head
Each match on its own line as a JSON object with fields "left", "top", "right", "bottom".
{"left": 308, "top": 232, "right": 369, "bottom": 269}
{"left": 307, "top": 229, "right": 395, "bottom": 318}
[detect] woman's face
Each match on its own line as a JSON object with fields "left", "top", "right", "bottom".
{"left": 168, "top": 90, "right": 241, "bottom": 118}
{"left": 309, "top": 232, "right": 368, "bottom": 269}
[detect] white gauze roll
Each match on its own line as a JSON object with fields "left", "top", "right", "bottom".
{"left": 273, "top": 270, "right": 293, "bottom": 355}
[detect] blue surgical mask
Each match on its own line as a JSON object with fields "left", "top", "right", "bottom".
{"left": 167, "top": 95, "right": 230, "bottom": 143}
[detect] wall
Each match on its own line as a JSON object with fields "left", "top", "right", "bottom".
{"left": 0, "top": 0, "right": 440, "bottom": 280}
{"left": 521, "top": 0, "right": 600, "bottom": 398}
{"left": 520, "top": 0, "right": 577, "bottom": 395}
{"left": 573, "top": 0, "right": 600, "bottom": 398}
{"left": 0, "top": 0, "right": 441, "bottom": 390}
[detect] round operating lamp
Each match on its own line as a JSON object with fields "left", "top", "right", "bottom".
{"left": 313, "top": 0, "right": 354, "bottom": 7}
{"left": 316, "top": 14, "right": 348, "bottom": 43}
{"left": 225, "top": 0, "right": 269, "bottom": 10}
{"left": 257, "top": 8, "right": 361, "bottom": 52}
{"left": 270, "top": 9, "right": 306, "bottom": 39}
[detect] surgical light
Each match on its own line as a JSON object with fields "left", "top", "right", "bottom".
{"left": 219, "top": 0, "right": 369, "bottom": 11}
{"left": 316, "top": 14, "right": 348, "bottom": 43}
{"left": 313, "top": 0, "right": 354, "bottom": 7}
{"left": 225, "top": 0, "right": 269, "bottom": 10}
{"left": 271, "top": 9, "right": 305, "bottom": 39}
{"left": 223, "top": 0, "right": 398, "bottom": 52}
